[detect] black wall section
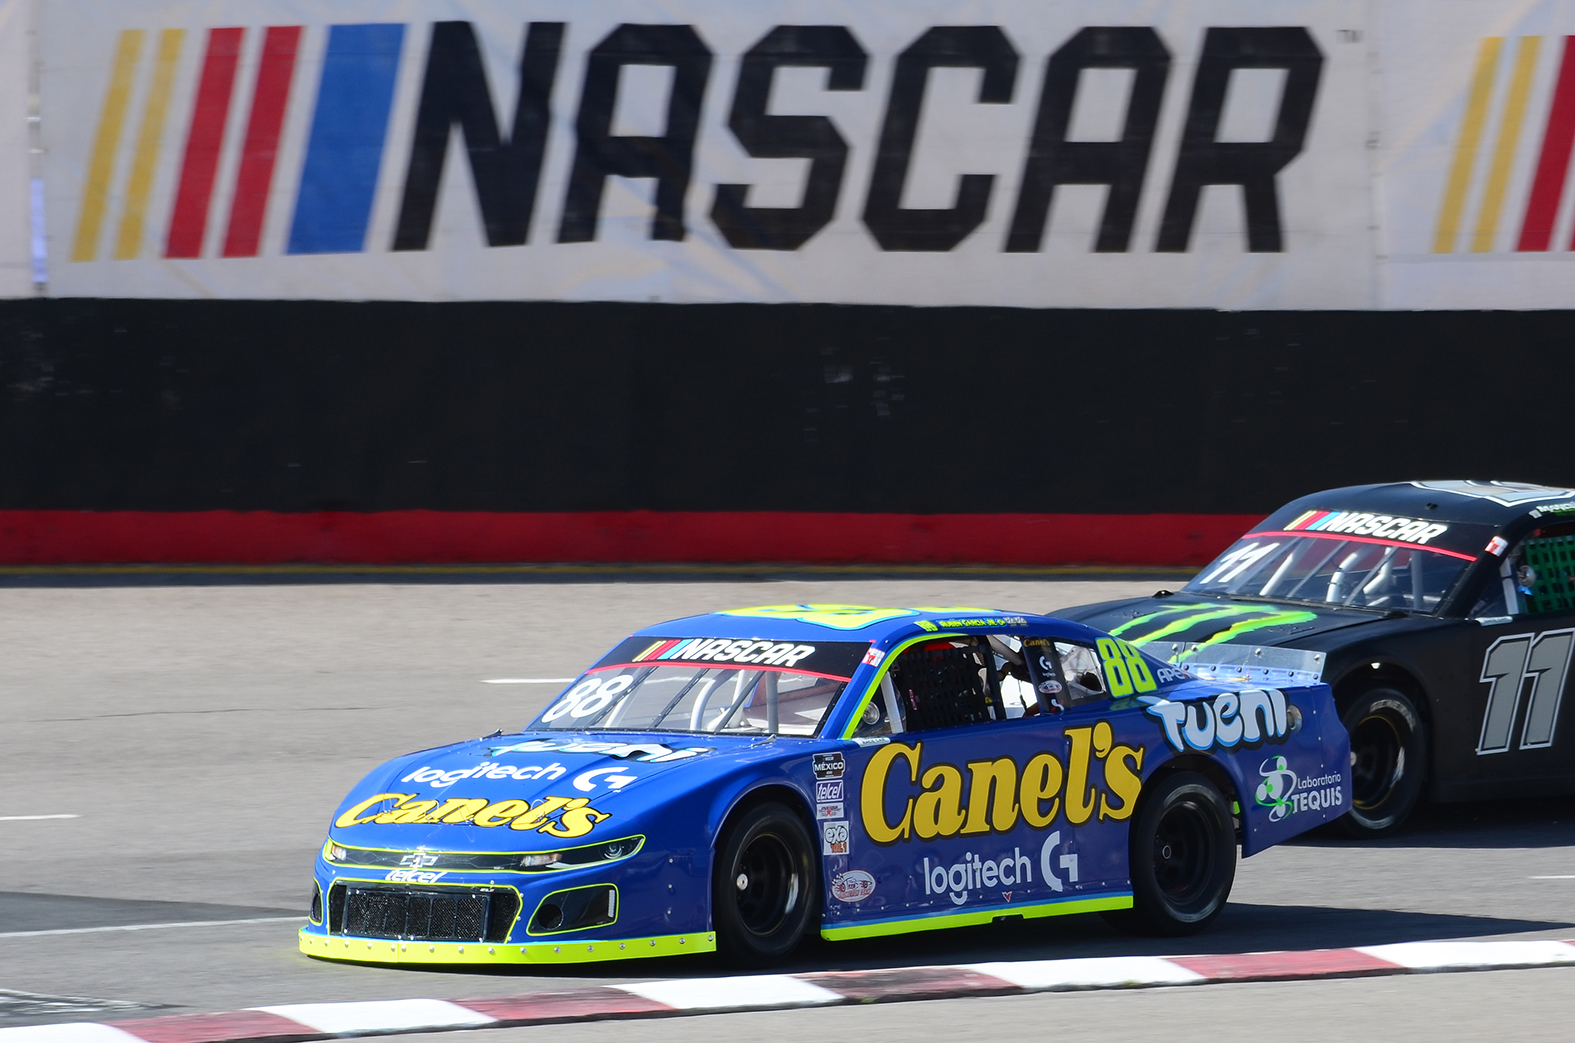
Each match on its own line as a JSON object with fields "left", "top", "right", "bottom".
{"left": 0, "top": 298, "right": 1570, "bottom": 514}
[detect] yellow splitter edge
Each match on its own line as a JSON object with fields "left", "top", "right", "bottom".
{"left": 299, "top": 926, "right": 716, "bottom": 964}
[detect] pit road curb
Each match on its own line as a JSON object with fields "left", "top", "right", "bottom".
{"left": 7, "top": 939, "right": 1575, "bottom": 1041}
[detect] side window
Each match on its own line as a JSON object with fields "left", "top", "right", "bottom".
{"left": 854, "top": 636, "right": 1005, "bottom": 736}
{"left": 1519, "top": 524, "right": 1575, "bottom": 615}
{"left": 1033, "top": 638, "right": 1108, "bottom": 706}
{"left": 1472, "top": 523, "right": 1575, "bottom": 618}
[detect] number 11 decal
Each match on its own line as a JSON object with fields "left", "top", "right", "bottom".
{"left": 1477, "top": 629, "right": 1575, "bottom": 754}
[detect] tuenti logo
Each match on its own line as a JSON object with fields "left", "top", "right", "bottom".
{"left": 71, "top": 21, "right": 1324, "bottom": 262}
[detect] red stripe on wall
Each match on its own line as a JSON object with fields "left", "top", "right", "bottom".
{"left": 165, "top": 28, "right": 244, "bottom": 259}
{"left": 0, "top": 511, "right": 1260, "bottom": 567}
{"left": 1519, "top": 36, "right": 1575, "bottom": 251}
{"left": 222, "top": 26, "right": 302, "bottom": 258}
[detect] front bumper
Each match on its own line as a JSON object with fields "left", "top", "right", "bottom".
{"left": 298, "top": 925, "right": 715, "bottom": 964}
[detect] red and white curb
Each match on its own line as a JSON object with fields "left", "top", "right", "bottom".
{"left": 7, "top": 939, "right": 1575, "bottom": 1041}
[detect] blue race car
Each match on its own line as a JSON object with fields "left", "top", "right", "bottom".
{"left": 302, "top": 605, "right": 1350, "bottom": 967}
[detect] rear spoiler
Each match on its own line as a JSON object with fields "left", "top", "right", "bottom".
{"left": 1149, "top": 642, "right": 1327, "bottom": 685}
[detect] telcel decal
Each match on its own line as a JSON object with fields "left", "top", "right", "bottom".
{"left": 334, "top": 792, "right": 610, "bottom": 838}
{"left": 1142, "top": 689, "right": 1290, "bottom": 753}
{"left": 860, "top": 724, "right": 1145, "bottom": 844}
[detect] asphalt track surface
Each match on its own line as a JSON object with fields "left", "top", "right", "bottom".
{"left": 5, "top": 579, "right": 1575, "bottom": 1040}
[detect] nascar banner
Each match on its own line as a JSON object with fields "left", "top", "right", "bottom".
{"left": 25, "top": 0, "right": 1575, "bottom": 308}
{"left": 39, "top": 0, "right": 1378, "bottom": 306}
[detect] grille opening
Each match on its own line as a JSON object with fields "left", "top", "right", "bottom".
{"left": 329, "top": 884, "right": 518, "bottom": 943}
{"left": 528, "top": 884, "right": 617, "bottom": 935}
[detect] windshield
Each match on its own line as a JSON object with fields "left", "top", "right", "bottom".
{"left": 531, "top": 636, "right": 867, "bottom": 736}
{"left": 1185, "top": 534, "right": 1476, "bottom": 612}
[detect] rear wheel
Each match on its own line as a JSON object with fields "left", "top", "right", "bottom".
{"left": 1105, "top": 771, "right": 1236, "bottom": 936}
{"left": 1337, "top": 686, "right": 1426, "bottom": 838}
{"left": 713, "top": 802, "right": 818, "bottom": 966}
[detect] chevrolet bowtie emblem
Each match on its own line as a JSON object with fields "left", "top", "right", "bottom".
{"left": 399, "top": 848, "right": 439, "bottom": 868}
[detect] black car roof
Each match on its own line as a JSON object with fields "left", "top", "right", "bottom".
{"left": 1270, "top": 480, "right": 1575, "bottom": 527}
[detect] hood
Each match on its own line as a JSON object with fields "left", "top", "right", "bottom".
{"left": 1063, "top": 595, "right": 1379, "bottom": 656}
{"left": 327, "top": 732, "right": 761, "bottom": 851}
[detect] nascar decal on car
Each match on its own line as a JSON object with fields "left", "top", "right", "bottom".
{"left": 860, "top": 724, "right": 1145, "bottom": 845}
{"left": 333, "top": 793, "right": 610, "bottom": 839}
{"left": 627, "top": 638, "right": 818, "bottom": 666}
{"left": 1255, "top": 757, "right": 1343, "bottom": 823}
{"left": 1281, "top": 508, "right": 1449, "bottom": 544}
{"left": 815, "top": 779, "right": 844, "bottom": 803}
{"left": 1141, "top": 689, "right": 1292, "bottom": 753}
{"left": 822, "top": 820, "right": 850, "bottom": 856}
{"left": 862, "top": 646, "right": 886, "bottom": 667}
{"left": 814, "top": 752, "right": 845, "bottom": 779}
{"left": 487, "top": 738, "right": 712, "bottom": 762}
{"left": 831, "top": 870, "right": 876, "bottom": 903}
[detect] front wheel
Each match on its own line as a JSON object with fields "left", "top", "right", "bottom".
{"left": 713, "top": 802, "right": 818, "bottom": 966}
{"left": 1105, "top": 771, "right": 1236, "bottom": 936}
{"left": 1336, "top": 686, "right": 1426, "bottom": 838}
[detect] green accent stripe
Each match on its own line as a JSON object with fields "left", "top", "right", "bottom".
{"left": 819, "top": 893, "right": 1132, "bottom": 941}
{"left": 1108, "top": 602, "right": 1233, "bottom": 637}
{"left": 300, "top": 927, "right": 714, "bottom": 964}
{"left": 1115, "top": 605, "right": 1272, "bottom": 645}
{"left": 1177, "top": 610, "right": 1319, "bottom": 658}
{"left": 840, "top": 632, "right": 960, "bottom": 739}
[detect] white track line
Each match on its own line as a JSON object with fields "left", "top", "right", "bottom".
{"left": 481, "top": 678, "right": 574, "bottom": 684}
{"left": 253, "top": 1000, "right": 496, "bottom": 1034}
{"left": 0, "top": 815, "right": 78, "bottom": 821}
{"left": 0, "top": 916, "right": 302, "bottom": 939}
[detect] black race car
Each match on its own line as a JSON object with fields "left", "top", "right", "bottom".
{"left": 1059, "top": 481, "right": 1575, "bottom": 837}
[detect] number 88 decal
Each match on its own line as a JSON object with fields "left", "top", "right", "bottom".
{"left": 1096, "top": 637, "right": 1157, "bottom": 697}
{"left": 542, "top": 674, "right": 635, "bottom": 722}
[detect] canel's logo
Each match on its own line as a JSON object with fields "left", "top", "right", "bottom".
{"left": 1434, "top": 35, "right": 1575, "bottom": 253}
{"left": 71, "top": 21, "right": 1324, "bottom": 263}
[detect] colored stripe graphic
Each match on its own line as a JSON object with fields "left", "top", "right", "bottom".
{"left": 72, "top": 30, "right": 143, "bottom": 262}
{"left": 224, "top": 26, "right": 303, "bottom": 257}
{"left": 115, "top": 28, "right": 185, "bottom": 260}
{"left": 166, "top": 28, "right": 244, "bottom": 258}
{"left": 1433, "top": 37, "right": 1502, "bottom": 254}
{"left": 1519, "top": 36, "right": 1575, "bottom": 251}
{"left": 288, "top": 24, "right": 405, "bottom": 254}
{"left": 1473, "top": 37, "right": 1540, "bottom": 252}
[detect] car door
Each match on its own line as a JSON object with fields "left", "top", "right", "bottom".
{"left": 827, "top": 628, "right": 1138, "bottom": 936}
{"left": 1441, "top": 520, "right": 1575, "bottom": 794}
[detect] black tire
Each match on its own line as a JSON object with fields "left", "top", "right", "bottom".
{"left": 1104, "top": 771, "right": 1236, "bottom": 936}
{"left": 713, "top": 801, "right": 818, "bottom": 966}
{"left": 1336, "top": 686, "right": 1427, "bottom": 838}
